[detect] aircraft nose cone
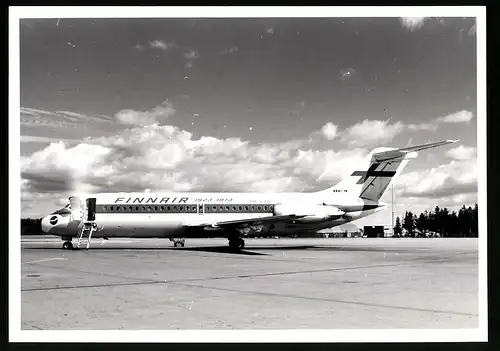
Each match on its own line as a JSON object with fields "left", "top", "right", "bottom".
{"left": 41, "top": 216, "right": 51, "bottom": 233}
{"left": 41, "top": 215, "right": 59, "bottom": 233}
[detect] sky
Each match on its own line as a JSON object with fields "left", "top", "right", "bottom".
{"left": 18, "top": 14, "right": 479, "bottom": 227}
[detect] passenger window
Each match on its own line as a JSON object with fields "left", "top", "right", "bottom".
{"left": 264, "top": 205, "right": 268, "bottom": 211}
{"left": 154, "top": 206, "right": 158, "bottom": 211}
{"left": 167, "top": 206, "right": 171, "bottom": 211}
{"left": 257, "top": 206, "right": 262, "bottom": 211}
{"left": 180, "top": 206, "right": 184, "bottom": 211}
{"left": 232, "top": 206, "right": 236, "bottom": 211}
{"left": 160, "top": 206, "right": 165, "bottom": 211}
{"left": 238, "top": 206, "right": 242, "bottom": 211}
{"left": 141, "top": 206, "right": 145, "bottom": 211}
{"left": 192, "top": 206, "right": 196, "bottom": 211}
{"left": 250, "top": 206, "right": 255, "bottom": 211}
{"left": 103, "top": 206, "right": 107, "bottom": 211}
{"left": 244, "top": 206, "right": 249, "bottom": 211}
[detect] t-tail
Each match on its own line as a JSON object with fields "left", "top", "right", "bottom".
{"left": 318, "top": 140, "right": 459, "bottom": 203}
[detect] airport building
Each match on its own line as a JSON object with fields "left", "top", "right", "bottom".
{"left": 363, "top": 225, "right": 393, "bottom": 237}
{"left": 317, "top": 223, "right": 362, "bottom": 238}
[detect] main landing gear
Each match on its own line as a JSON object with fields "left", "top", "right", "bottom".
{"left": 61, "top": 236, "right": 73, "bottom": 250}
{"left": 170, "top": 238, "right": 185, "bottom": 247}
{"left": 228, "top": 237, "right": 245, "bottom": 250}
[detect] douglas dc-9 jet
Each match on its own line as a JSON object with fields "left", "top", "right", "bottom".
{"left": 40, "top": 140, "right": 458, "bottom": 250}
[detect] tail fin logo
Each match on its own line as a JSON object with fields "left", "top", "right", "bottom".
{"left": 351, "top": 163, "right": 396, "bottom": 184}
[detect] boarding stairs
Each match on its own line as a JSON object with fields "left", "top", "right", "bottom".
{"left": 70, "top": 196, "right": 98, "bottom": 250}
{"left": 76, "top": 221, "right": 97, "bottom": 250}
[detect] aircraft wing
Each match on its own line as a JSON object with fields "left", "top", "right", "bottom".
{"left": 210, "top": 214, "right": 305, "bottom": 228}
{"left": 188, "top": 214, "right": 307, "bottom": 232}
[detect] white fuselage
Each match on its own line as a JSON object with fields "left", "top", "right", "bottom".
{"left": 41, "top": 191, "right": 384, "bottom": 239}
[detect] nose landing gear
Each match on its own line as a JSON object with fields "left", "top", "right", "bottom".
{"left": 62, "top": 240, "right": 73, "bottom": 250}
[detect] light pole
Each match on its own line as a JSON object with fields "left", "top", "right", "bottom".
{"left": 391, "top": 183, "right": 395, "bottom": 236}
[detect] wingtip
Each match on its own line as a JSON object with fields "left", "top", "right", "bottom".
{"left": 447, "top": 139, "right": 460, "bottom": 143}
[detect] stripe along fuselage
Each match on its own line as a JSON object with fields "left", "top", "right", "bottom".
{"left": 44, "top": 191, "right": 377, "bottom": 239}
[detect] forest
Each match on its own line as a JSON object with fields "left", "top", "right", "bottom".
{"left": 21, "top": 218, "right": 43, "bottom": 235}
{"left": 393, "top": 204, "right": 478, "bottom": 238}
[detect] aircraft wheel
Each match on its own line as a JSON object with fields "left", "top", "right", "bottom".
{"left": 62, "top": 241, "right": 73, "bottom": 250}
{"left": 174, "top": 242, "right": 178, "bottom": 247}
{"left": 229, "top": 238, "right": 244, "bottom": 250}
{"left": 228, "top": 239, "right": 238, "bottom": 250}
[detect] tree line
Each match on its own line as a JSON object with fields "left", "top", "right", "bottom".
{"left": 393, "top": 204, "right": 478, "bottom": 238}
{"left": 21, "top": 218, "right": 43, "bottom": 235}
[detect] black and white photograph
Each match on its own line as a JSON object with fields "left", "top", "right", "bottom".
{"left": 10, "top": 6, "right": 487, "bottom": 342}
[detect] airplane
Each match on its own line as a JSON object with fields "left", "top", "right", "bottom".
{"left": 40, "top": 140, "right": 458, "bottom": 251}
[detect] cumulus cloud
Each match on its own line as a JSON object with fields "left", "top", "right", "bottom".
{"left": 445, "top": 145, "right": 476, "bottom": 161}
{"left": 399, "top": 17, "right": 427, "bottom": 31}
{"left": 341, "top": 119, "right": 404, "bottom": 147}
{"left": 397, "top": 158, "right": 477, "bottom": 199}
{"left": 149, "top": 40, "right": 175, "bottom": 51}
{"left": 407, "top": 123, "right": 438, "bottom": 131}
{"left": 114, "top": 99, "right": 176, "bottom": 126}
{"left": 321, "top": 122, "right": 338, "bottom": 141}
{"left": 404, "top": 110, "right": 475, "bottom": 134}
{"left": 435, "top": 110, "right": 474, "bottom": 123}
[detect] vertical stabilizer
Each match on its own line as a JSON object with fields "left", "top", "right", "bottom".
{"left": 317, "top": 140, "right": 458, "bottom": 203}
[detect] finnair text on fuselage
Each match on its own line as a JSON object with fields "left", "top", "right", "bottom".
{"left": 113, "top": 196, "right": 272, "bottom": 204}
{"left": 114, "top": 196, "right": 239, "bottom": 204}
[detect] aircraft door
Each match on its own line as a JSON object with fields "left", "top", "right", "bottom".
{"left": 69, "top": 196, "right": 83, "bottom": 221}
{"left": 198, "top": 204, "right": 204, "bottom": 215}
{"left": 86, "top": 198, "right": 97, "bottom": 221}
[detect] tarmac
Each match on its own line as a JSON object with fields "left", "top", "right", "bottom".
{"left": 20, "top": 236, "right": 479, "bottom": 330}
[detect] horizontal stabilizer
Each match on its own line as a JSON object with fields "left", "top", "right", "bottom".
{"left": 373, "top": 140, "right": 459, "bottom": 162}
{"left": 398, "top": 139, "right": 459, "bottom": 153}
